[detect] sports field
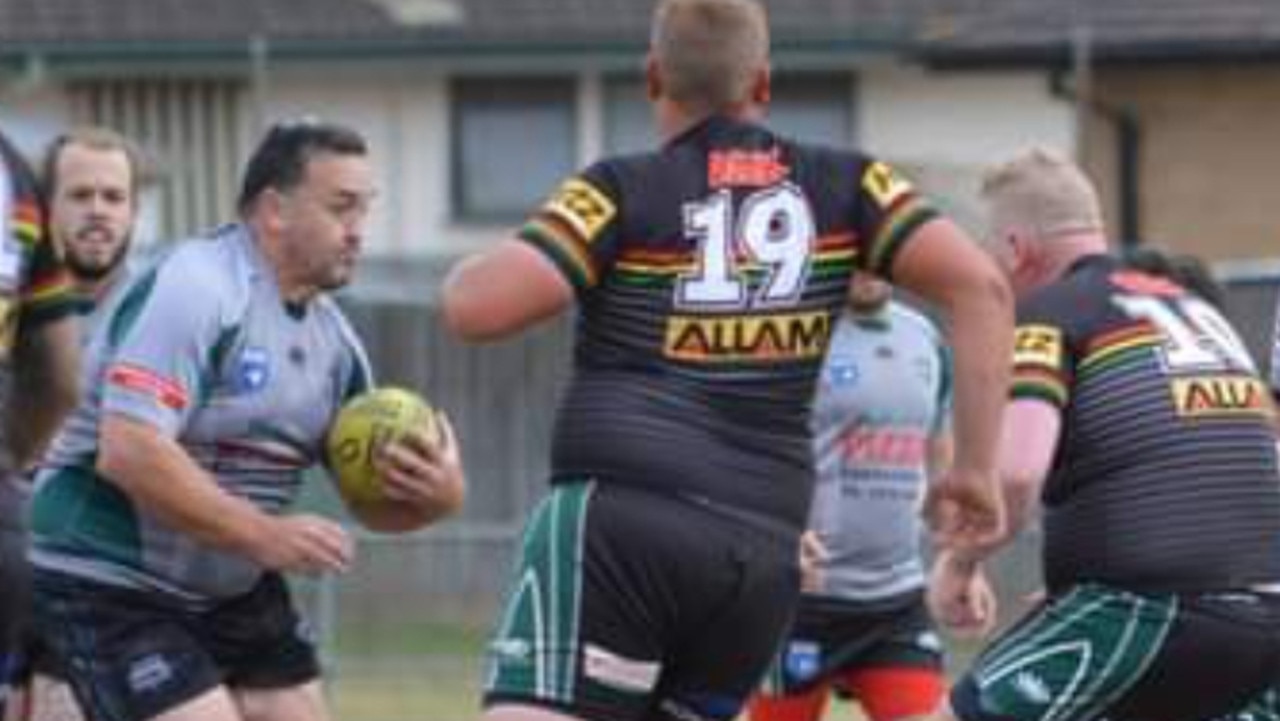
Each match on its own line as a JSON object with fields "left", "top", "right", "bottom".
{"left": 319, "top": 617, "right": 981, "bottom": 721}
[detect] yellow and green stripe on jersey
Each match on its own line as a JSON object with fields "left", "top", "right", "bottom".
{"left": 519, "top": 178, "right": 618, "bottom": 291}
{"left": 859, "top": 161, "right": 940, "bottom": 278}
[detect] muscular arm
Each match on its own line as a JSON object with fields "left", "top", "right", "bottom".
{"left": 892, "top": 217, "right": 1014, "bottom": 483}
{"left": 995, "top": 399, "right": 1059, "bottom": 541}
{"left": 926, "top": 430, "right": 954, "bottom": 482}
{"left": 440, "top": 239, "right": 574, "bottom": 342}
{"left": 97, "top": 414, "right": 351, "bottom": 572}
{"left": 99, "top": 414, "right": 277, "bottom": 553}
{"left": 6, "top": 316, "right": 79, "bottom": 469}
{"left": 946, "top": 398, "right": 1060, "bottom": 569}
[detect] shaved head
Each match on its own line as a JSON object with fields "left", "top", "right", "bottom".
{"left": 650, "top": 0, "right": 770, "bottom": 114}
{"left": 980, "top": 146, "right": 1104, "bottom": 244}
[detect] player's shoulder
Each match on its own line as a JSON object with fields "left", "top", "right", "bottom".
{"left": 311, "top": 293, "right": 362, "bottom": 342}
{"left": 151, "top": 224, "right": 257, "bottom": 309}
{"left": 782, "top": 134, "right": 872, "bottom": 174}
{"left": 1029, "top": 256, "right": 1116, "bottom": 308}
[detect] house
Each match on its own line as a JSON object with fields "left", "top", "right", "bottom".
{"left": 923, "top": 0, "right": 1280, "bottom": 267}
{"left": 0, "top": 0, "right": 1075, "bottom": 286}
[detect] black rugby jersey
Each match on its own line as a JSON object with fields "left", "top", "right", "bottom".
{"left": 0, "top": 134, "right": 77, "bottom": 476}
{"left": 1012, "top": 254, "right": 1280, "bottom": 592}
{"left": 518, "top": 116, "right": 939, "bottom": 533}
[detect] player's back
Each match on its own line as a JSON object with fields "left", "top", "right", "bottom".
{"left": 532, "top": 116, "right": 937, "bottom": 533}
{"left": 1017, "top": 255, "right": 1280, "bottom": 592}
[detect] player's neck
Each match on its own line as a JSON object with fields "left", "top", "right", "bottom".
{"left": 655, "top": 99, "right": 764, "bottom": 143}
{"left": 247, "top": 220, "right": 320, "bottom": 305}
{"left": 1042, "top": 233, "right": 1109, "bottom": 282}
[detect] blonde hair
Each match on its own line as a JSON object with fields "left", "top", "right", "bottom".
{"left": 651, "top": 0, "right": 769, "bottom": 113}
{"left": 980, "top": 147, "right": 1104, "bottom": 241}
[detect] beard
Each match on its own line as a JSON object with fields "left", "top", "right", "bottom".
{"left": 66, "top": 238, "right": 130, "bottom": 283}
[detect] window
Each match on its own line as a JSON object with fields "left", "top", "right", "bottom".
{"left": 69, "top": 79, "right": 245, "bottom": 244}
{"left": 452, "top": 78, "right": 576, "bottom": 220}
{"left": 603, "top": 73, "right": 855, "bottom": 156}
{"left": 603, "top": 78, "right": 653, "bottom": 156}
{"left": 769, "top": 74, "right": 854, "bottom": 148}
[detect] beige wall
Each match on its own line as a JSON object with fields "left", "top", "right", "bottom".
{"left": 1086, "top": 64, "right": 1280, "bottom": 262}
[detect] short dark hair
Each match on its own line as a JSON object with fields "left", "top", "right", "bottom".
{"left": 237, "top": 118, "right": 368, "bottom": 215}
{"left": 1122, "top": 246, "right": 1225, "bottom": 309}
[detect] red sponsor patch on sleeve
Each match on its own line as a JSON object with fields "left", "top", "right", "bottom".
{"left": 106, "top": 363, "right": 190, "bottom": 411}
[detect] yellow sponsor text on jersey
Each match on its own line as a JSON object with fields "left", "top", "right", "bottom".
{"left": 861, "top": 161, "right": 913, "bottom": 209}
{"left": 1171, "top": 375, "right": 1272, "bottom": 418}
{"left": 1013, "top": 324, "right": 1064, "bottom": 370}
{"left": 542, "top": 178, "right": 617, "bottom": 243}
{"left": 0, "top": 296, "right": 15, "bottom": 362}
{"left": 664, "top": 310, "right": 831, "bottom": 363}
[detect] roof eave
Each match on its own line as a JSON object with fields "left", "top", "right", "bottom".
{"left": 0, "top": 33, "right": 909, "bottom": 74}
{"left": 919, "top": 38, "right": 1280, "bottom": 70}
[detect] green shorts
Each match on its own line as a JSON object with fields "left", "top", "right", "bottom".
{"left": 951, "top": 583, "right": 1280, "bottom": 721}
{"left": 482, "top": 481, "right": 801, "bottom": 721}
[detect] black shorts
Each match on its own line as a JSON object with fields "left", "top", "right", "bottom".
{"left": 32, "top": 570, "right": 320, "bottom": 721}
{"left": 483, "top": 480, "right": 802, "bottom": 721}
{"left": 761, "top": 591, "right": 943, "bottom": 696}
{"left": 951, "top": 583, "right": 1280, "bottom": 721}
{"left": 0, "top": 478, "right": 32, "bottom": 716}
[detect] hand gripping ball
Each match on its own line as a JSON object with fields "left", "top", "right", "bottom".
{"left": 326, "top": 386, "right": 436, "bottom": 503}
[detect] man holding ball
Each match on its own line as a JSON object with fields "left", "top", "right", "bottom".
{"left": 27, "top": 119, "right": 465, "bottom": 721}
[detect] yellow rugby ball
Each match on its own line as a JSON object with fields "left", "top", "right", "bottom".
{"left": 326, "top": 386, "right": 436, "bottom": 504}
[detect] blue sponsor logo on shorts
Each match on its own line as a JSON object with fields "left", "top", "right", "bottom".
{"left": 784, "top": 640, "right": 821, "bottom": 682}
{"left": 127, "top": 653, "right": 174, "bottom": 693}
{"left": 827, "top": 360, "right": 858, "bottom": 386}
{"left": 236, "top": 347, "right": 271, "bottom": 393}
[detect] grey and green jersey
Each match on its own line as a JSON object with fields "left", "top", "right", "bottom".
{"left": 807, "top": 301, "right": 951, "bottom": 602}
{"left": 29, "top": 223, "right": 372, "bottom": 605}
{"left": 77, "top": 264, "right": 133, "bottom": 347}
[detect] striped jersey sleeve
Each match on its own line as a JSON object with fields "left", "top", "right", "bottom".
{"left": 853, "top": 160, "right": 940, "bottom": 279}
{"left": 1011, "top": 295, "right": 1075, "bottom": 409}
{"left": 0, "top": 138, "right": 77, "bottom": 330}
{"left": 517, "top": 162, "right": 621, "bottom": 294}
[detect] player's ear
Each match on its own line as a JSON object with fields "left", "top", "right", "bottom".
{"left": 257, "top": 187, "right": 288, "bottom": 235}
{"left": 645, "top": 54, "right": 663, "bottom": 102}
{"left": 750, "top": 64, "right": 771, "bottom": 106}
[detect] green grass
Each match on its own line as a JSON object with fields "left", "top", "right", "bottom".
{"left": 317, "top": 621, "right": 982, "bottom": 721}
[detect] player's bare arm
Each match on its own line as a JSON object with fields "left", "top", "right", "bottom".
{"left": 927, "top": 550, "right": 998, "bottom": 638}
{"left": 6, "top": 316, "right": 79, "bottom": 469}
{"left": 993, "top": 399, "right": 1058, "bottom": 540}
{"left": 891, "top": 216, "right": 1013, "bottom": 550}
{"left": 441, "top": 239, "right": 574, "bottom": 342}
{"left": 98, "top": 413, "right": 353, "bottom": 574}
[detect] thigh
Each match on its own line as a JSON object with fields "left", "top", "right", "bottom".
{"left": 483, "top": 483, "right": 799, "bottom": 721}
{"left": 32, "top": 573, "right": 223, "bottom": 721}
{"left": 840, "top": 604, "right": 945, "bottom": 721}
{"left": 649, "top": 511, "right": 799, "bottom": 721}
{"left": 763, "top": 595, "right": 941, "bottom": 699}
{"left": 0, "top": 480, "right": 32, "bottom": 696}
{"left": 203, "top": 575, "right": 319, "bottom": 691}
{"left": 150, "top": 687, "right": 240, "bottom": 721}
{"left": 949, "top": 584, "right": 1178, "bottom": 721}
{"left": 1106, "top": 592, "right": 1280, "bottom": 721}
{"left": 232, "top": 680, "right": 327, "bottom": 721}
{"left": 24, "top": 673, "right": 87, "bottom": 721}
